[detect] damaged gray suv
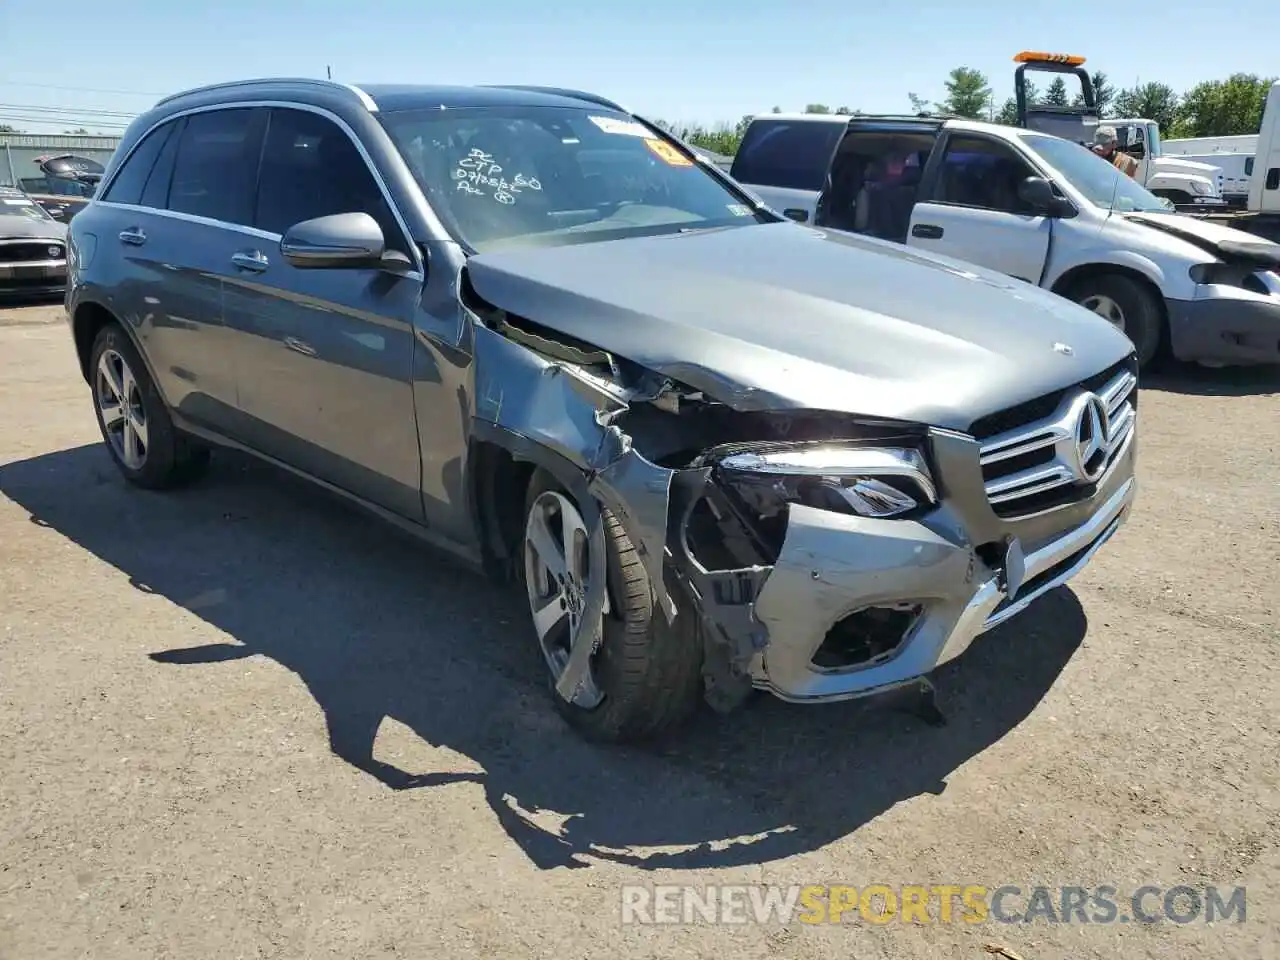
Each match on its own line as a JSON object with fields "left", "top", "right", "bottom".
{"left": 67, "top": 80, "right": 1139, "bottom": 741}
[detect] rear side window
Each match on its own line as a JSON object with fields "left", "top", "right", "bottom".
{"left": 168, "top": 108, "right": 265, "bottom": 225}
{"left": 730, "top": 120, "right": 845, "bottom": 191}
{"left": 140, "top": 117, "right": 184, "bottom": 209}
{"left": 101, "top": 121, "right": 177, "bottom": 206}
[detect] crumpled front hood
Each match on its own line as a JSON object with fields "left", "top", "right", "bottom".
{"left": 1124, "top": 212, "right": 1280, "bottom": 268}
{"left": 465, "top": 222, "right": 1134, "bottom": 430}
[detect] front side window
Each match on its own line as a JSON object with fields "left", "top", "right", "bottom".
{"left": 934, "top": 135, "right": 1039, "bottom": 215}
{"left": 380, "top": 106, "right": 764, "bottom": 252}
{"left": 254, "top": 108, "right": 405, "bottom": 252}
{"left": 1019, "top": 132, "right": 1170, "bottom": 213}
{"left": 167, "top": 108, "right": 264, "bottom": 225}
{"left": 101, "top": 121, "right": 178, "bottom": 206}
{"left": 731, "top": 119, "right": 845, "bottom": 191}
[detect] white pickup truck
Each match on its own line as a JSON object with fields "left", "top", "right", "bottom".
{"left": 729, "top": 107, "right": 1280, "bottom": 369}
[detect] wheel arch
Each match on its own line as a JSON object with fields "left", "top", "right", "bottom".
{"left": 467, "top": 425, "right": 591, "bottom": 585}
{"left": 71, "top": 300, "right": 171, "bottom": 399}
{"left": 1051, "top": 261, "right": 1170, "bottom": 321}
{"left": 1051, "top": 261, "right": 1171, "bottom": 361}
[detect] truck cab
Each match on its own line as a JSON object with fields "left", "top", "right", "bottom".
{"left": 730, "top": 108, "right": 1280, "bottom": 369}
{"left": 1106, "top": 117, "right": 1225, "bottom": 207}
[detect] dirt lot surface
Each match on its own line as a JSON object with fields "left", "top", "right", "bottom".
{"left": 1, "top": 300, "right": 1278, "bottom": 960}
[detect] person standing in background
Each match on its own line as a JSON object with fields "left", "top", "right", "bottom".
{"left": 1093, "top": 126, "right": 1139, "bottom": 179}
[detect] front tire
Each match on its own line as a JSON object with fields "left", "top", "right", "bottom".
{"left": 1071, "top": 273, "right": 1163, "bottom": 369}
{"left": 520, "top": 469, "right": 702, "bottom": 742}
{"left": 89, "top": 322, "right": 210, "bottom": 489}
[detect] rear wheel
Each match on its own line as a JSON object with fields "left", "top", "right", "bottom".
{"left": 521, "top": 469, "right": 702, "bottom": 742}
{"left": 1071, "top": 273, "right": 1163, "bottom": 369}
{"left": 90, "top": 323, "right": 210, "bottom": 489}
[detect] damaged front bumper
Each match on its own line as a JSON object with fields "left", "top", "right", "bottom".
{"left": 1167, "top": 273, "right": 1280, "bottom": 365}
{"left": 751, "top": 470, "right": 1134, "bottom": 703}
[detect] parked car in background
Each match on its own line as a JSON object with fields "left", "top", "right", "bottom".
{"left": 0, "top": 186, "right": 67, "bottom": 298}
{"left": 68, "top": 78, "right": 1138, "bottom": 741}
{"left": 21, "top": 154, "right": 104, "bottom": 223}
{"left": 731, "top": 111, "right": 1280, "bottom": 369}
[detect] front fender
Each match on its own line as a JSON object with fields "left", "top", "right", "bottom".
{"left": 1045, "top": 247, "right": 1192, "bottom": 300}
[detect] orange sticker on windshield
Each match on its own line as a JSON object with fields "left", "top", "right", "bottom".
{"left": 644, "top": 139, "right": 693, "bottom": 167}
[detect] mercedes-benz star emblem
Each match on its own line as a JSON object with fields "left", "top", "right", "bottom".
{"left": 1073, "top": 393, "right": 1109, "bottom": 483}
{"left": 1053, "top": 342, "right": 1074, "bottom": 356}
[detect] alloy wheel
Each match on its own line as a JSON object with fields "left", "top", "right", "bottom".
{"left": 523, "top": 489, "right": 609, "bottom": 708}
{"left": 95, "top": 348, "right": 148, "bottom": 470}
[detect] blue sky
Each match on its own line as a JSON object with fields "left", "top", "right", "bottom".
{"left": 1, "top": 0, "right": 1275, "bottom": 134}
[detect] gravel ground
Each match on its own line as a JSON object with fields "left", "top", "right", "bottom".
{"left": 1, "top": 301, "right": 1278, "bottom": 960}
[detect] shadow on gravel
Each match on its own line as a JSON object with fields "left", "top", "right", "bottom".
{"left": 1, "top": 444, "right": 1088, "bottom": 871}
{"left": 1141, "top": 358, "right": 1280, "bottom": 398}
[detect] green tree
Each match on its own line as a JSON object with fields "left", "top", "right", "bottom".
{"left": 1113, "top": 81, "right": 1180, "bottom": 131}
{"left": 938, "top": 67, "right": 991, "bottom": 119}
{"left": 0, "top": 124, "right": 20, "bottom": 133}
{"left": 993, "top": 80, "right": 1040, "bottom": 126}
{"left": 1043, "top": 77, "right": 1069, "bottom": 106}
{"left": 835, "top": 106, "right": 857, "bottom": 115}
{"left": 907, "top": 92, "right": 930, "bottom": 114}
{"left": 1071, "top": 71, "right": 1115, "bottom": 118}
{"left": 804, "top": 103, "right": 831, "bottom": 114}
{"left": 64, "top": 127, "right": 90, "bottom": 134}
{"left": 770, "top": 105, "right": 782, "bottom": 114}
{"left": 1175, "top": 73, "right": 1276, "bottom": 137}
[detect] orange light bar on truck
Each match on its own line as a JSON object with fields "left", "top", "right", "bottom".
{"left": 1013, "top": 51, "right": 1087, "bottom": 65}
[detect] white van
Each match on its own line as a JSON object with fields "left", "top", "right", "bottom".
{"left": 730, "top": 113, "right": 1280, "bottom": 368}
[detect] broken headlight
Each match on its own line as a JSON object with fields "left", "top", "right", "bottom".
{"left": 716, "top": 445, "right": 936, "bottom": 519}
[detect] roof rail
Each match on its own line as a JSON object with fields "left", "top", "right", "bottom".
{"left": 481, "top": 84, "right": 628, "bottom": 113}
{"left": 154, "top": 77, "right": 378, "bottom": 112}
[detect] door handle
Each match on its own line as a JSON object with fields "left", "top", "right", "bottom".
{"left": 283, "top": 336, "right": 317, "bottom": 357}
{"left": 231, "top": 250, "right": 269, "bottom": 272}
{"left": 783, "top": 208, "right": 809, "bottom": 222}
{"left": 118, "top": 227, "right": 146, "bottom": 246}
{"left": 911, "top": 223, "right": 944, "bottom": 240}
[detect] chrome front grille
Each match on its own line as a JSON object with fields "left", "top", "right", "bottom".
{"left": 977, "top": 363, "right": 1137, "bottom": 517}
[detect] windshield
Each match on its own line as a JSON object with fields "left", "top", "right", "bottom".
{"left": 1019, "top": 133, "right": 1172, "bottom": 213}
{"left": 379, "top": 106, "right": 764, "bottom": 252}
{"left": 0, "top": 194, "right": 54, "bottom": 222}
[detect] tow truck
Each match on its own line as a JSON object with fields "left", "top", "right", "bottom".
{"left": 1012, "top": 51, "right": 1225, "bottom": 211}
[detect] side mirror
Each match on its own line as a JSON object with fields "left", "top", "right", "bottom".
{"left": 280, "top": 212, "right": 385, "bottom": 269}
{"left": 1017, "top": 176, "right": 1073, "bottom": 217}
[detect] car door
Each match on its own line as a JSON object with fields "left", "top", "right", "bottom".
{"left": 729, "top": 118, "right": 847, "bottom": 223}
{"left": 219, "top": 105, "right": 424, "bottom": 522}
{"left": 907, "top": 132, "right": 1052, "bottom": 284}
{"left": 92, "top": 109, "right": 267, "bottom": 433}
